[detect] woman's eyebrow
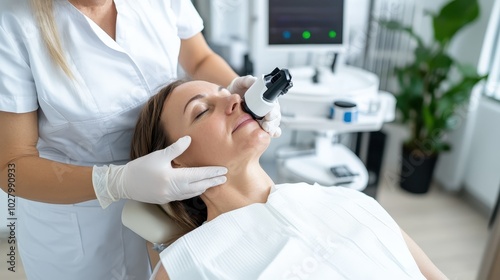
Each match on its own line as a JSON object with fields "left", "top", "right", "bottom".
{"left": 183, "top": 94, "right": 205, "bottom": 113}
{"left": 183, "top": 86, "right": 224, "bottom": 113}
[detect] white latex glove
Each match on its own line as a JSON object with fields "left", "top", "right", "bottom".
{"left": 92, "top": 136, "right": 227, "bottom": 209}
{"left": 227, "top": 75, "right": 257, "bottom": 96}
{"left": 259, "top": 101, "right": 282, "bottom": 138}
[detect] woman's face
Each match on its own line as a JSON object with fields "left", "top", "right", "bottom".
{"left": 160, "top": 81, "right": 270, "bottom": 167}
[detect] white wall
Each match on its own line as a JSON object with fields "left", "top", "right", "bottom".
{"left": 462, "top": 97, "right": 500, "bottom": 210}
{"left": 435, "top": 0, "right": 500, "bottom": 207}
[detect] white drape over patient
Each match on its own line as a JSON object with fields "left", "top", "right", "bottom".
{"left": 155, "top": 183, "right": 426, "bottom": 279}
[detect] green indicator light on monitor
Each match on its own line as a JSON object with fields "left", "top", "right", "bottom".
{"left": 302, "top": 31, "right": 311, "bottom": 39}
{"left": 329, "top": 30, "right": 337, "bottom": 38}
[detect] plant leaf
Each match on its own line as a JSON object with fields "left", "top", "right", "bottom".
{"left": 433, "top": 0, "right": 480, "bottom": 45}
{"left": 434, "top": 141, "right": 452, "bottom": 152}
{"left": 456, "top": 62, "right": 485, "bottom": 78}
{"left": 442, "top": 74, "right": 488, "bottom": 103}
{"left": 414, "top": 46, "right": 432, "bottom": 64}
{"left": 427, "top": 51, "right": 453, "bottom": 93}
{"left": 429, "top": 52, "right": 453, "bottom": 70}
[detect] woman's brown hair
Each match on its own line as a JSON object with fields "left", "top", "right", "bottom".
{"left": 130, "top": 79, "right": 207, "bottom": 243}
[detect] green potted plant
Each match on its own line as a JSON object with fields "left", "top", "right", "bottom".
{"left": 380, "top": 0, "right": 488, "bottom": 193}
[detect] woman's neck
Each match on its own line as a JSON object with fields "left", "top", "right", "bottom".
{"left": 201, "top": 161, "right": 274, "bottom": 221}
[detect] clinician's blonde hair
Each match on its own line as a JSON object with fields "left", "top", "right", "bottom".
{"left": 30, "top": 0, "right": 74, "bottom": 78}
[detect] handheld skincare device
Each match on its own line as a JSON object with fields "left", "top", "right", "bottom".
{"left": 243, "top": 67, "right": 293, "bottom": 119}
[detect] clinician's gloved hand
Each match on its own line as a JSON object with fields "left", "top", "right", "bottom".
{"left": 227, "top": 75, "right": 257, "bottom": 96}
{"left": 92, "top": 136, "right": 228, "bottom": 209}
{"left": 259, "top": 101, "right": 282, "bottom": 138}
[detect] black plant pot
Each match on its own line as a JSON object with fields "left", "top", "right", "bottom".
{"left": 400, "top": 145, "right": 438, "bottom": 194}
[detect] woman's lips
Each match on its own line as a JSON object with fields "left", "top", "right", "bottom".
{"left": 233, "top": 115, "right": 255, "bottom": 133}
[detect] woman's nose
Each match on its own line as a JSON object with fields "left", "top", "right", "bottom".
{"left": 225, "top": 94, "right": 242, "bottom": 114}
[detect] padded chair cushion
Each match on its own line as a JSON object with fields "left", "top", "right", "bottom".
{"left": 122, "top": 200, "right": 183, "bottom": 244}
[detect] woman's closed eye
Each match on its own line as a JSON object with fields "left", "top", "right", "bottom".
{"left": 195, "top": 109, "right": 208, "bottom": 119}
{"left": 193, "top": 106, "right": 209, "bottom": 121}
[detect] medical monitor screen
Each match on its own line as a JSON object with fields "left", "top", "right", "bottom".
{"left": 268, "top": 0, "right": 344, "bottom": 46}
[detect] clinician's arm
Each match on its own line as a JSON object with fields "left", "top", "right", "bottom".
{"left": 0, "top": 111, "right": 96, "bottom": 203}
{"left": 401, "top": 229, "right": 449, "bottom": 280}
{"left": 179, "top": 33, "right": 238, "bottom": 87}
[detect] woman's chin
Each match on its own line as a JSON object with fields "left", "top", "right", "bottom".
{"left": 249, "top": 129, "right": 271, "bottom": 150}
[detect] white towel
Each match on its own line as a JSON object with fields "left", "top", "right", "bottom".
{"left": 157, "top": 183, "right": 425, "bottom": 280}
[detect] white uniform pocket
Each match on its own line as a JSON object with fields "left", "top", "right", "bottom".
{"left": 18, "top": 201, "right": 84, "bottom": 264}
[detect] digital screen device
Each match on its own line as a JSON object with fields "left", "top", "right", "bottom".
{"left": 267, "top": 0, "right": 345, "bottom": 51}
{"left": 250, "top": 0, "right": 347, "bottom": 75}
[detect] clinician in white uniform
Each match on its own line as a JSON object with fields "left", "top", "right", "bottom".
{"left": 0, "top": 0, "right": 281, "bottom": 279}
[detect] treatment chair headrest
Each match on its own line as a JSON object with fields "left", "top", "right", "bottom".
{"left": 122, "top": 200, "right": 183, "bottom": 244}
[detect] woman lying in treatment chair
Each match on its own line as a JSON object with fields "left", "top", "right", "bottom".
{"left": 130, "top": 80, "right": 448, "bottom": 280}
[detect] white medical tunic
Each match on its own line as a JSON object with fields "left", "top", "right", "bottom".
{"left": 158, "top": 183, "right": 426, "bottom": 279}
{"left": 0, "top": 0, "right": 203, "bottom": 279}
